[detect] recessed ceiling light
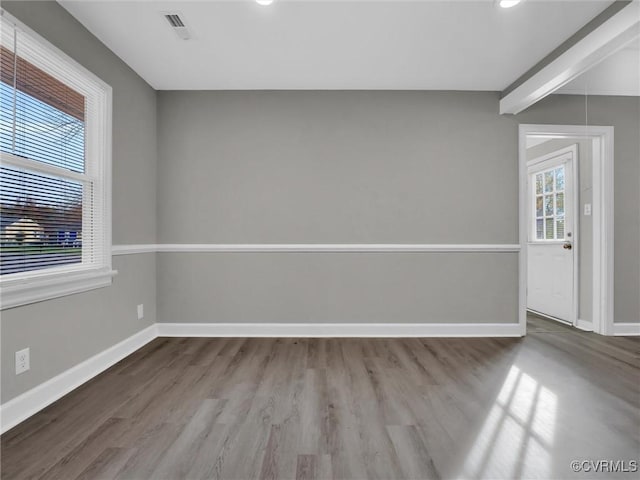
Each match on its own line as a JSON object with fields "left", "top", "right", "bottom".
{"left": 498, "top": 0, "right": 521, "bottom": 8}
{"left": 256, "top": 0, "right": 274, "bottom": 6}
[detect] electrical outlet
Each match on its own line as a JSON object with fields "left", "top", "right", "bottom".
{"left": 137, "top": 304, "right": 144, "bottom": 320}
{"left": 584, "top": 203, "right": 592, "bottom": 216}
{"left": 16, "top": 348, "right": 30, "bottom": 375}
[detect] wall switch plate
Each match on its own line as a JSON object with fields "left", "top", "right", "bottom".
{"left": 16, "top": 348, "right": 30, "bottom": 375}
{"left": 137, "top": 304, "right": 144, "bottom": 320}
{"left": 584, "top": 203, "right": 592, "bottom": 216}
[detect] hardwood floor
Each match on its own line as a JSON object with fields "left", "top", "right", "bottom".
{"left": 2, "top": 317, "right": 638, "bottom": 479}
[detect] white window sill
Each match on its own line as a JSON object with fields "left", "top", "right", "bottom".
{"left": 0, "top": 267, "right": 118, "bottom": 310}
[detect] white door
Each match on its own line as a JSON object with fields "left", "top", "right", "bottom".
{"left": 527, "top": 146, "right": 576, "bottom": 324}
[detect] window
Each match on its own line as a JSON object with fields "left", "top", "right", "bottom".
{"left": 532, "top": 165, "right": 565, "bottom": 241}
{"left": 0, "top": 12, "right": 113, "bottom": 309}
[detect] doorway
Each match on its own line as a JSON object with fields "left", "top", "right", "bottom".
{"left": 527, "top": 145, "right": 577, "bottom": 325}
{"left": 518, "top": 125, "right": 614, "bottom": 336}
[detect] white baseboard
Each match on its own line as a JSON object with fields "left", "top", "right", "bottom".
{"left": 0, "top": 324, "right": 158, "bottom": 435}
{"left": 156, "top": 322, "right": 523, "bottom": 338}
{"left": 612, "top": 322, "right": 640, "bottom": 336}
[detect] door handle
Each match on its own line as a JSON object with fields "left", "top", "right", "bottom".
{"left": 563, "top": 242, "right": 572, "bottom": 250}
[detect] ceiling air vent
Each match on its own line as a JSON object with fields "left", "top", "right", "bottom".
{"left": 163, "top": 13, "right": 191, "bottom": 40}
{"left": 165, "top": 14, "right": 184, "bottom": 28}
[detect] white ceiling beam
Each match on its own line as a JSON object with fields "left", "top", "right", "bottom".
{"left": 500, "top": 0, "right": 640, "bottom": 115}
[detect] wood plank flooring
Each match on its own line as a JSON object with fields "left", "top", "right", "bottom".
{"left": 2, "top": 316, "right": 638, "bottom": 479}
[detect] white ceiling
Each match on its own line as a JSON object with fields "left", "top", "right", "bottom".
{"left": 58, "top": 0, "right": 612, "bottom": 91}
{"left": 556, "top": 37, "right": 640, "bottom": 96}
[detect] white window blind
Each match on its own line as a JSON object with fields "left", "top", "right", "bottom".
{"left": 0, "top": 11, "right": 112, "bottom": 308}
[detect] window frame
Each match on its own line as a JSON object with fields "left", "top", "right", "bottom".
{"left": 0, "top": 10, "right": 114, "bottom": 309}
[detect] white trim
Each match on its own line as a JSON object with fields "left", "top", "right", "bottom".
{"left": 0, "top": 268, "right": 117, "bottom": 310}
{"left": 518, "top": 130, "right": 529, "bottom": 336}
{"left": 112, "top": 244, "right": 157, "bottom": 255}
{"left": 102, "top": 80, "right": 114, "bottom": 270}
{"left": 519, "top": 124, "right": 614, "bottom": 336}
{"left": 112, "top": 244, "right": 521, "bottom": 254}
{"left": 157, "top": 244, "right": 521, "bottom": 253}
{"left": 612, "top": 323, "right": 640, "bottom": 336}
{"left": 599, "top": 131, "right": 615, "bottom": 335}
{"left": 0, "top": 324, "right": 157, "bottom": 434}
{"left": 500, "top": 1, "right": 640, "bottom": 114}
{"left": 571, "top": 146, "right": 580, "bottom": 329}
{"left": 156, "top": 322, "right": 523, "bottom": 338}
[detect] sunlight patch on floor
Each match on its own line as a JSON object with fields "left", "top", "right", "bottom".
{"left": 460, "top": 365, "right": 558, "bottom": 479}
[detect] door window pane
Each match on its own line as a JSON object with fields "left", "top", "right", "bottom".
{"left": 544, "top": 171, "right": 554, "bottom": 193}
{"left": 555, "top": 167, "right": 565, "bottom": 190}
{"left": 544, "top": 195, "right": 554, "bottom": 216}
{"left": 536, "top": 174, "right": 543, "bottom": 195}
{"left": 545, "top": 218, "right": 554, "bottom": 239}
{"left": 536, "top": 196, "right": 543, "bottom": 217}
{"left": 556, "top": 217, "right": 565, "bottom": 239}
{"left": 556, "top": 192, "right": 564, "bottom": 216}
{"left": 536, "top": 219, "right": 544, "bottom": 239}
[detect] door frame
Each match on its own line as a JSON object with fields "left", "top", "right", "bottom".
{"left": 527, "top": 144, "right": 579, "bottom": 327}
{"left": 518, "top": 124, "right": 614, "bottom": 336}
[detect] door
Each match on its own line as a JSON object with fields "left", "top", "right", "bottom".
{"left": 527, "top": 145, "right": 576, "bottom": 324}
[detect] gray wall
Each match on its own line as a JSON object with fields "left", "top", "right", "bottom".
{"left": 520, "top": 94, "right": 640, "bottom": 324}
{"left": 157, "top": 91, "right": 518, "bottom": 244}
{"left": 527, "top": 138, "right": 593, "bottom": 323}
{"left": 157, "top": 91, "right": 520, "bottom": 324}
{"left": 157, "top": 91, "right": 638, "bottom": 326}
{"left": 158, "top": 253, "right": 518, "bottom": 324}
{"left": 1, "top": 1, "right": 157, "bottom": 403}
